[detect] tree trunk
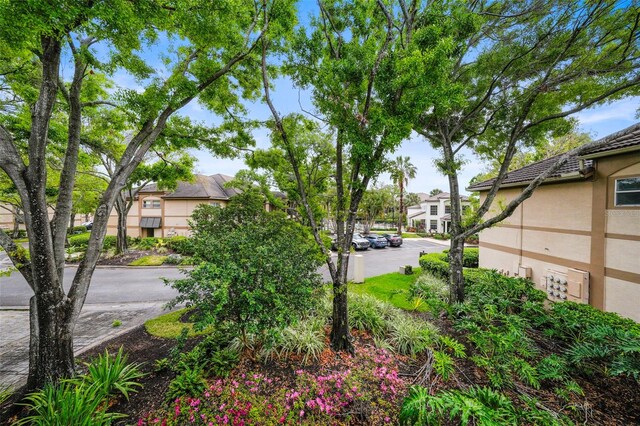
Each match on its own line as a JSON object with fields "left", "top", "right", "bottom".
{"left": 69, "top": 212, "right": 76, "bottom": 230}
{"left": 397, "top": 180, "right": 404, "bottom": 235}
{"left": 114, "top": 195, "right": 130, "bottom": 255}
{"left": 449, "top": 237, "right": 465, "bottom": 303}
{"left": 26, "top": 295, "right": 75, "bottom": 391}
{"left": 11, "top": 208, "right": 20, "bottom": 238}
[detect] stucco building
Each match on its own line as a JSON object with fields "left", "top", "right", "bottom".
{"left": 107, "top": 174, "right": 240, "bottom": 238}
{"left": 468, "top": 124, "right": 640, "bottom": 322}
{"left": 407, "top": 192, "right": 470, "bottom": 233}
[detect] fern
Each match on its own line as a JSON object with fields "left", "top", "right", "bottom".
{"left": 432, "top": 350, "right": 455, "bottom": 381}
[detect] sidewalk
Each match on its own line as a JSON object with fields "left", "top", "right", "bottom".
{"left": 0, "top": 302, "right": 173, "bottom": 389}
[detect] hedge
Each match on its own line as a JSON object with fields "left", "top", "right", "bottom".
{"left": 165, "top": 236, "right": 195, "bottom": 256}
{"left": 67, "top": 225, "right": 87, "bottom": 235}
{"left": 442, "top": 247, "right": 479, "bottom": 268}
{"left": 68, "top": 233, "right": 116, "bottom": 249}
{"left": 419, "top": 251, "right": 486, "bottom": 288}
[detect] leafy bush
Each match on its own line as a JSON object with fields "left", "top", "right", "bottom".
{"left": 418, "top": 252, "right": 449, "bottom": 281}
{"left": 388, "top": 314, "right": 438, "bottom": 356}
{"left": 166, "top": 367, "right": 207, "bottom": 401}
{"left": 400, "top": 385, "right": 570, "bottom": 426}
{"left": 68, "top": 233, "right": 91, "bottom": 248}
{"left": 348, "top": 293, "right": 390, "bottom": 337}
{"left": 164, "top": 253, "right": 183, "bottom": 265}
{"left": 67, "top": 225, "right": 87, "bottom": 235}
{"left": 82, "top": 346, "right": 144, "bottom": 400}
{"left": 15, "top": 381, "right": 125, "bottom": 426}
{"left": 410, "top": 272, "right": 449, "bottom": 304}
{"left": 263, "top": 316, "right": 326, "bottom": 364}
{"left": 134, "top": 237, "right": 159, "bottom": 250}
{"left": 165, "top": 236, "right": 195, "bottom": 256}
{"left": 16, "top": 348, "right": 142, "bottom": 425}
{"left": 168, "top": 192, "right": 323, "bottom": 348}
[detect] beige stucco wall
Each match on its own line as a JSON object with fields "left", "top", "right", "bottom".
{"left": 478, "top": 153, "right": 640, "bottom": 322}
{"left": 605, "top": 277, "right": 640, "bottom": 322}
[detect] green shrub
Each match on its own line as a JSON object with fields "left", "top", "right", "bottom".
{"left": 169, "top": 192, "right": 324, "bottom": 349}
{"left": 418, "top": 252, "right": 449, "bottom": 281}
{"left": 16, "top": 347, "right": 143, "bottom": 425}
{"left": 264, "top": 316, "right": 326, "bottom": 364}
{"left": 134, "top": 237, "right": 158, "bottom": 250}
{"left": 15, "top": 381, "right": 125, "bottom": 426}
{"left": 348, "top": 293, "right": 390, "bottom": 337}
{"left": 67, "top": 225, "right": 87, "bottom": 235}
{"left": 82, "top": 347, "right": 144, "bottom": 400}
{"left": 410, "top": 272, "right": 449, "bottom": 303}
{"left": 166, "top": 236, "right": 195, "bottom": 256}
{"left": 166, "top": 367, "right": 207, "bottom": 401}
{"left": 164, "top": 253, "right": 183, "bottom": 265}
{"left": 388, "top": 314, "right": 438, "bottom": 356}
{"left": 68, "top": 233, "right": 91, "bottom": 248}
{"left": 67, "top": 233, "right": 116, "bottom": 250}
{"left": 400, "top": 385, "right": 570, "bottom": 426}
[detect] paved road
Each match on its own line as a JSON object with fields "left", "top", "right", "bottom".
{"left": 1, "top": 239, "right": 445, "bottom": 307}
{"left": 0, "top": 239, "right": 447, "bottom": 388}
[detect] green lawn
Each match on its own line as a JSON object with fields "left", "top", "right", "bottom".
{"left": 348, "top": 268, "right": 426, "bottom": 311}
{"left": 144, "top": 308, "right": 212, "bottom": 338}
{"left": 399, "top": 232, "right": 421, "bottom": 239}
{"left": 129, "top": 255, "right": 167, "bottom": 266}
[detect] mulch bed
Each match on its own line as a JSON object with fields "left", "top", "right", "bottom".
{"left": 3, "top": 316, "right": 639, "bottom": 425}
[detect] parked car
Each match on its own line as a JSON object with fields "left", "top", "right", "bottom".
{"left": 81, "top": 221, "right": 93, "bottom": 230}
{"left": 330, "top": 234, "right": 370, "bottom": 251}
{"left": 362, "top": 233, "right": 388, "bottom": 248}
{"left": 382, "top": 233, "right": 403, "bottom": 247}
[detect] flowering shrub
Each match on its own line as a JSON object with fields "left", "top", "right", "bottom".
{"left": 138, "top": 348, "right": 408, "bottom": 425}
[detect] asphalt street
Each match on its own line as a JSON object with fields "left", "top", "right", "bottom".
{"left": 1, "top": 239, "right": 445, "bottom": 307}
{"left": 0, "top": 238, "right": 447, "bottom": 388}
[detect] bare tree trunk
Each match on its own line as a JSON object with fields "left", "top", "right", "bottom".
{"left": 114, "top": 195, "right": 129, "bottom": 254}
{"left": 69, "top": 212, "right": 76, "bottom": 230}
{"left": 11, "top": 207, "right": 20, "bottom": 238}
{"left": 397, "top": 180, "right": 404, "bottom": 235}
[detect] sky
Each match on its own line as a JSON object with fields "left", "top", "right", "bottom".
{"left": 106, "top": 4, "right": 640, "bottom": 196}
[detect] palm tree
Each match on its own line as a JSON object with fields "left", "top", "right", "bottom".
{"left": 389, "top": 156, "right": 417, "bottom": 235}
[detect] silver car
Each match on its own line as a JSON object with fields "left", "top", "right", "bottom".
{"left": 330, "top": 233, "right": 370, "bottom": 251}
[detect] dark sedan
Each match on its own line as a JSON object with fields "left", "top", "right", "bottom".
{"left": 363, "top": 233, "right": 388, "bottom": 248}
{"left": 382, "top": 233, "right": 403, "bottom": 247}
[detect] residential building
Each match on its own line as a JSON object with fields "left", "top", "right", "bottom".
{"left": 467, "top": 124, "right": 640, "bottom": 322}
{"left": 407, "top": 192, "right": 470, "bottom": 233}
{"left": 107, "top": 174, "right": 240, "bottom": 238}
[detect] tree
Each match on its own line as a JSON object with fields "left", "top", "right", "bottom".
{"left": 389, "top": 156, "right": 417, "bottom": 234}
{"left": 358, "top": 184, "right": 395, "bottom": 233}
{"left": 429, "top": 189, "right": 444, "bottom": 197}
{"left": 245, "top": 116, "right": 335, "bottom": 227}
{"left": 168, "top": 192, "right": 323, "bottom": 349}
{"left": 405, "top": 0, "right": 640, "bottom": 303}
{"left": 262, "top": 1, "right": 430, "bottom": 352}
{"left": 0, "top": 0, "right": 293, "bottom": 390}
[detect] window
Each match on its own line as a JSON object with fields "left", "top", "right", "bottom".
{"left": 429, "top": 205, "right": 438, "bottom": 215}
{"left": 142, "top": 199, "right": 161, "bottom": 209}
{"left": 430, "top": 220, "right": 437, "bottom": 230}
{"left": 445, "top": 205, "right": 451, "bottom": 214}
{"left": 210, "top": 201, "right": 221, "bottom": 207}
{"left": 615, "top": 177, "right": 640, "bottom": 206}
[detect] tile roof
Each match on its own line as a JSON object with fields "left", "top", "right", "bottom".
{"left": 138, "top": 174, "right": 240, "bottom": 200}
{"left": 467, "top": 123, "right": 640, "bottom": 191}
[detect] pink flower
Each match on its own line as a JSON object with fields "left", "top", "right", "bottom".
{"left": 299, "top": 410, "right": 305, "bottom": 417}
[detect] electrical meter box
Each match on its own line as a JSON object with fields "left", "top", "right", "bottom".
{"left": 542, "top": 268, "right": 589, "bottom": 304}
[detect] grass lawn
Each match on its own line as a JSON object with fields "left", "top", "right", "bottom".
{"left": 128, "top": 255, "right": 167, "bottom": 266}
{"left": 399, "top": 232, "right": 421, "bottom": 238}
{"left": 144, "top": 308, "right": 212, "bottom": 338}
{"left": 348, "top": 267, "right": 426, "bottom": 311}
